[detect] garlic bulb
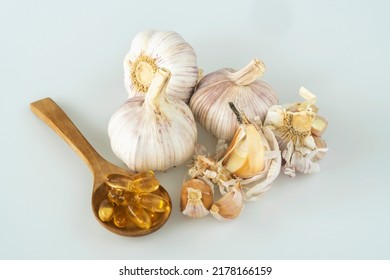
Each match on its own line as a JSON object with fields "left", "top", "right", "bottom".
{"left": 108, "top": 68, "right": 197, "bottom": 172}
{"left": 123, "top": 30, "right": 198, "bottom": 103}
{"left": 264, "top": 87, "right": 328, "bottom": 177}
{"left": 189, "top": 59, "right": 278, "bottom": 140}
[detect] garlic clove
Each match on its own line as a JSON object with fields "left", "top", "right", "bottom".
{"left": 222, "top": 103, "right": 265, "bottom": 178}
{"left": 180, "top": 178, "right": 213, "bottom": 218}
{"left": 210, "top": 183, "right": 243, "bottom": 220}
{"left": 242, "top": 124, "right": 265, "bottom": 175}
{"left": 223, "top": 129, "right": 247, "bottom": 173}
{"left": 311, "top": 115, "right": 328, "bottom": 137}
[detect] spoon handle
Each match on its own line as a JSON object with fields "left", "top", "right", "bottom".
{"left": 30, "top": 97, "right": 106, "bottom": 175}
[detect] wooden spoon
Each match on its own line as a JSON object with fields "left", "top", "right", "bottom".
{"left": 30, "top": 97, "right": 172, "bottom": 237}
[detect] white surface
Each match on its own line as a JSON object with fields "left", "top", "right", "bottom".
{"left": 1, "top": 0, "right": 389, "bottom": 259}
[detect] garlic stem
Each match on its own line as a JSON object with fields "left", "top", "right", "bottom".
{"left": 144, "top": 68, "right": 172, "bottom": 108}
{"left": 228, "top": 59, "right": 265, "bottom": 86}
{"left": 228, "top": 102, "right": 249, "bottom": 124}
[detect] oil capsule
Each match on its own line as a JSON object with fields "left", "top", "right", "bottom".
{"left": 113, "top": 205, "right": 131, "bottom": 228}
{"left": 144, "top": 209, "right": 158, "bottom": 223}
{"left": 130, "top": 170, "right": 155, "bottom": 181}
{"left": 126, "top": 201, "right": 151, "bottom": 230}
{"left": 135, "top": 193, "right": 170, "bottom": 212}
{"left": 105, "top": 173, "right": 133, "bottom": 190}
{"left": 98, "top": 199, "right": 114, "bottom": 222}
{"left": 105, "top": 172, "right": 159, "bottom": 193}
{"left": 131, "top": 177, "right": 160, "bottom": 193}
{"left": 107, "top": 188, "right": 127, "bottom": 205}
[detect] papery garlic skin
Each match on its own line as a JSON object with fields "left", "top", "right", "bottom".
{"left": 109, "top": 68, "right": 197, "bottom": 172}
{"left": 190, "top": 59, "right": 278, "bottom": 140}
{"left": 264, "top": 87, "right": 328, "bottom": 177}
{"left": 124, "top": 30, "right": 198, "bottom": 103}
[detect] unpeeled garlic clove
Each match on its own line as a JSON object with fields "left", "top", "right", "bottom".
{"left": 180, "top": 179, "right": 213, "bottom": 218}
{"left": 210, "top": 183, "right": 243, "bottom": 220}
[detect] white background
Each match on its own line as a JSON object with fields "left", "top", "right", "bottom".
{"left": 1, "top": 0, "right": 389, "bottom": 259}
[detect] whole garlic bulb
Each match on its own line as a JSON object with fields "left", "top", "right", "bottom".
{"left": 123, "top": 30, "right": 198, "bottom": 103}
{"left": 108, "top": 68, "right": 197, "bottom": 172}
{"left": 189, "top": 59, "right": 278, "bottom": 140}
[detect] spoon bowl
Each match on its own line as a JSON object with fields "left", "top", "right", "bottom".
{"left": 30, "top": 97, "right": 171, "bottom": 236}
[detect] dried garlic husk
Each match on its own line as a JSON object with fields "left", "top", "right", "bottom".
{"left": 190, "top": 59, "right": 278, "bottom": 140}
{"left": 210, "top": 183, "right": 244, "bottom": 220}
{"left": 124, "top": 30, "right": 198, "bottom": 103}
{"left": 180, "top": 178, "right": 213, "bottom": 218}
{"left": 264, "top": 87, "right": 328, "bottom": 177}
{"left": 108, "top": 68, "right": 197, "bottom": 172}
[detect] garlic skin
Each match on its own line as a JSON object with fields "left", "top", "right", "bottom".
{"left": 123, "top": 30, "right": 198, "bottom": 103}
{"left": 264, "top": 87, "right": 328, "bottom": 177}
{"left": 108, "top": 68, "right": 197, "bottom": 172}
{"left": 189, "top": 59, "right": 278, "bottom": 140}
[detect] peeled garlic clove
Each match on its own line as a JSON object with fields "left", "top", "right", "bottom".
{"left": 210, "top": 184, "right": 243, "bottom": 220}
{"left": 108, "top": 68, "right": 197, "bottom": 172}
{"left": 222, "top": 103, "right": 265, "bottom": 178}
{"left": 180, "top": 179, "right": 213, "bottom": 218}
{"left": 190, "top": 59, "right": 278, "bottom": 140}
{"left": 123, "top": 30, "right": 198, "bottom": 103}
{"left": 311, "top": 115, "right": 328, "bottom": 137}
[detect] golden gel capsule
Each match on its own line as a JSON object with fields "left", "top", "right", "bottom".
{"left": 145, "top": 209, "right": 158, "bottom": 222}
{"left": 105, "top": 172, "right": 159, "bottom": 193}
{"left": 107, "top": 188, "right": 127, "bottom": 205}
{"left": 136, "top": 193, "right": 170, "bottom": 212}
{"left": 98, "top": 199, "right": 114, "bottom": 222}
{"left": 131, "top": 177, "right": 160, "bottom": 193}
{"left": 105, "top": 173, "right": 133, "bottom": 190}
{"left": 130, "top": 170, "right": 154, "bottom": 181}
{"left": 113, "top": 205, "right": 130, "bottom": 228}
{"left": 126, "top": 201, "right": 151, "bottom": 230}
